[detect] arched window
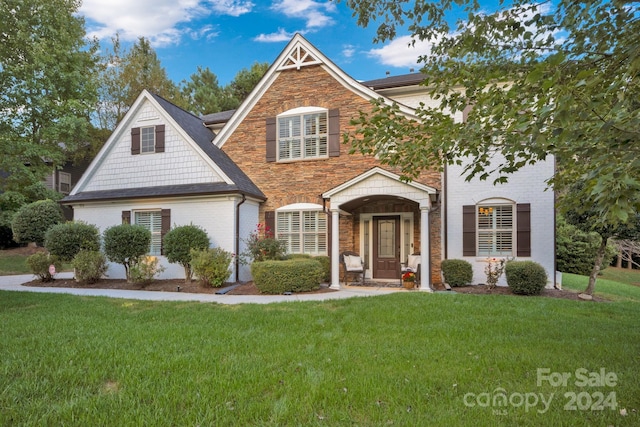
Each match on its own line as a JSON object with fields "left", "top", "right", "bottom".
{"left": 277, "top": 107, "right": 328, "bottom": 161}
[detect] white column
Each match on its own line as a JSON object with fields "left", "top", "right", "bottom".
{"left": 420, "top": 203, "right": 433, "bottom": 292}
{"left": 330, "top": 209, "right": 341, "bottom": 289}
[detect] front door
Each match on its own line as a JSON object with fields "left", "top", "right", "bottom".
{"left": 372, "top": 216, "right": 400, "bottom": 279}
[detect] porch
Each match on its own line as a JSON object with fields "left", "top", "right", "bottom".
{"left": 322, "top": 167, "right": 438, "bottom": 291}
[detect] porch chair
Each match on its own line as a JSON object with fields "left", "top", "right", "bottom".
{"left": 401, "top": 253, "right": 421, "bottom": 285}
{"left": 340, "top": 251, "right": 365, "bottom": 286}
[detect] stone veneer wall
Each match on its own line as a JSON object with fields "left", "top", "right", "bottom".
{"left": 220, "top": 64, "right": 442, "bottom": 283}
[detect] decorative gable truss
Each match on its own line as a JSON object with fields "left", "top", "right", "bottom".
{"left": 277, "top": 43, "right": 322, "bottom": 71}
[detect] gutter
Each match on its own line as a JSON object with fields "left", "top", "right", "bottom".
{"left": 235, "top": 194, "right": 246, "bottom": 282}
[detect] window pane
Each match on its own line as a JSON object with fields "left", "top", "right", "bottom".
{"left": 476, "top": 204, "right": 514, "bottom": 256}
{"left": 277, "top": 210, "right": 326, "bottom": 255}
{"left": 278, "top": 112, "right": 327, "bottom": 161}
{"left": 135, "top": 211, "right": 161, "bottom": 255}
{"left": 141, "top": 127, "right": 155, "bottom": 153}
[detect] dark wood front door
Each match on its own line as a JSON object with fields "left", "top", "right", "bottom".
{"left": 373, "top": 216, "right": 400, "bottom": 279}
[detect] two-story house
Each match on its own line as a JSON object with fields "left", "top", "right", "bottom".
{"left": 62, "top": 34, "right": 556, "bottom": 289}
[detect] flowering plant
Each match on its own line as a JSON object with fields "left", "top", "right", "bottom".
{"left": 402, "top": 271, "right": 416, "bottom": 282}
{"left": 484, "top": 257, "right": 506, "bottom": 289}
{"left": 240, "top": 223, "right": 287, "bottom": 264}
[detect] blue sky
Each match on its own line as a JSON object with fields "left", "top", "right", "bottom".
{"left": 78, "top": 0, "right": 450, "bottom": 86}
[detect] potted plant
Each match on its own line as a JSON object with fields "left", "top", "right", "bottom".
{"left": 402, "top": 271, "right": 416, "bottom": 289}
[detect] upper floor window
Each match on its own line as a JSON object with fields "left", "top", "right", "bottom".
{"left": 266, "top": 108, "right": 340, "bottom": 162}
{"left": 58, "top": 172, "right": 71, "bottom": 194}
{"left": 131, "top": 125, "right": 165, "bottom": 155}
{"left": 278, "top": 109, "right": 327, "bottom": 161}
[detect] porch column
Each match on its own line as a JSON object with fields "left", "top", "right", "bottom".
{"left": 420, "top": 203, "right": 433, "bottom": 292}
{"left": 330, "top": 208, "right": 341, "bottom": 289}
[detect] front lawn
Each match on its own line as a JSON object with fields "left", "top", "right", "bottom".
{"left": 562, "top": 268, "right": 640, "bottom": 303}
{"left": 1, "top": 291, "right": 638, "bottom": 426}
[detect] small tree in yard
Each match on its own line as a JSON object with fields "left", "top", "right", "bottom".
{"left": 163, "top": 224, "right": 210, "bottom": 283}
{"left": 103, "top": 224, "right": 150, "bottom": 282}
{"left": 44, "top": 221, "right": 101, "bottom": 262}
{"left": 11, "top": 199, "right": 64, "bottom": 246}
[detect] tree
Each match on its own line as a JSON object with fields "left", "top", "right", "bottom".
{"left": 11, "top": 199, "right": 65, "bottom": 246}
{"left": 0, "top": 0, "right": 99, "bottom": 191}
{"left": 103, "top": 224, "right": 151, "bottom": 282}
{"left": 228, "top": 62, "right": 269, "bottom": 103}
{"left": 163, "top": 224, "right": 210, "bottom": 283}
{"left": 180, "top": 67, "right": 237, "bottom": 116}
{"left": 343, "top": 0, "right": 640, "bottom": 226}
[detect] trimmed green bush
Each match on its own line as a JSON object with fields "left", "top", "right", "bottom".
{"left": 26, "top": 252, "right": 62, "bottom": 282}
{"left": 251, "top": 258, "right": 323, "bottom": 294}
{"left": 103, "top": 224, "right": 151, "bottom": 281}
{"left": 190, "top": 247, "right": 233, "bottom": 287}
{"left": 505, "top": 261, "right": 548, "bottom": 295}
{"left": 11, "top": 199, "right": 64, "bottom": 246}
{"left": 556, "top": 215, "right": 616, "bottom": 275}
{"left": 314, "top": 255, "right": 331, "bottom": 283}
{"left": 44, "top": 221, "right": 100, "bottom": 262}
{"left": 163, "top": 224, "right": 210, "bottom": 283}
{"left": 72, "top": 250, "right": 108, "bottom": 284}
{"left": 441, "top": 259, "right": 473, "bottom": 286}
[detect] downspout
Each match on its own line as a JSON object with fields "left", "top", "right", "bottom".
{"left": 235, "top": 194, "right": 246, "bottom": 283}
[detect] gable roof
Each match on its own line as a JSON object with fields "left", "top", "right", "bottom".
{"left": 361, "top": 73, "right": 426, "bottom": 90}
{"left": 62, "top": 91, "right": 265, "bottom": 204}
{"left": 213, "top": 33, "right": 418, "bottom": 148}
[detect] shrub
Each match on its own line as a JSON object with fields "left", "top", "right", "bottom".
{"left": 441, "top": 259, "right": 473, "bottom": 286}
{"left": 44, "top": 221, "right": 100, "bottom": 262}
{"left": 103, "top": 224, "right": 151, "bottom": 281}
{"left": 190, "top": 247, "right": 233, "bottom": 287}
{"left": 251, "top": 258, "right": 323, "bottom": 294}
{"left": 314, "top": 255, "right": 331, "bottom": 283}
{"left": 11, "top": 199, "right": 64, "bottom": 246}
{"left": 241, "top": 223, "right": 287, "bottom": 263}
{"left": 163, "top": 224, "right": 210, "bottom": 283}
{"left": 26, "top": 252, "right": 62, "bottom": 282}
{"left": 556, "top": 215, "right": 616, "bottom": 275}
{"left": 129, "top": 256, "right": 165, "bottom": 286}
{"left": 72, "top": 250, "right": 108, "bottom": 284}
{"left": 505, "top": 261, "right": 548, "bottom": 295}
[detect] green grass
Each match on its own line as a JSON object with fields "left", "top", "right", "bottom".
{"left": 0, "top": 250, "right": 72, "bottom": 275}
{"left": 0, "top": 252, "right": 31, "bottom": 275}
{"left": 562, "top": 267, "right": 640, "bottom": 303}
{"left": 1, "top": 291, "right": 638, "bottom": 426}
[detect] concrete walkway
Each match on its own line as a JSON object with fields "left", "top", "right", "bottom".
{"left": 0, "top": 273, "right": 408, "bottom": 305}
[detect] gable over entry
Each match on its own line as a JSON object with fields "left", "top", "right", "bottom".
{"left": 323, "top": 167, "right": 437, "bottom": 290}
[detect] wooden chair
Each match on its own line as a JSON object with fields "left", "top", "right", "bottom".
{"left": 340, "top": 251, "right": 365, "bottom": 286}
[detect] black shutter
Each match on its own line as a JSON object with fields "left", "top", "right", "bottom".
{"left": 131, "top": 128, "right": 140, "bottom": 155}
{"left": 266, "top": 117, "right": 276, "bottom": 162}
{"left": 161, "top": 209, "right": 171, "bottom": 255}
{"left": 328, "top": 108, "right": 340, "bottom": 157}
{"left": 122, "top": 210, "right": 131, "bottom": 224}
{"left": 516, "top": 203, "right": 531, "bottom": 257}
{"left": 155, "top": 125, "right": 165, "bottom": 153}
{"left": 462, "top": 205, "right": 476, "bottom": 256}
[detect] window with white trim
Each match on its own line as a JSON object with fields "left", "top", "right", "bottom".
{"left": 477, "top": 204, "right": 514, "bottom": 256}
{"left": 134, "top": 210, "right": 162, "bottom": 255}
{"left": 277, "top": 109, "right": 328, "bottom": 161}
{"left": 276, "top": 209, "right": 327, "bottom": 255}
{"left": 140, "top": 126, "right": 156, "bottom": 153}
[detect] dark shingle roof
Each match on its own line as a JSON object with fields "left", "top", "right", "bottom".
{"left": 361, "top": 73, "right": 425, "bottom": 90}
{"left": 202, "top": 109, "right": 236, "bottom": 125}
{"left": 62, "top": 94, "right": 265, "bottom": 204}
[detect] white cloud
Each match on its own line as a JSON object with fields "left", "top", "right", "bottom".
{"left": 264, "top": 0, "right": 336, "bottom": 35}
{"left": 342, "top": 44, "right": 356, "bottom": 59}
{"left": 367, "top": 36, "right": 428, "bottom": 68}
{"left": 254, "top": 28, "right": 298, "bottom": 42}
{"left": 79, "top": 0, "right": 251, "bottom": 46}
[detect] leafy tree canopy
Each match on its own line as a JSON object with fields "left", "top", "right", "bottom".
{"left": 342, "top": 0, "right": 640, "bottom": 228}
{"left": 0, "top": 0, "right": 99, "bottom": 191}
